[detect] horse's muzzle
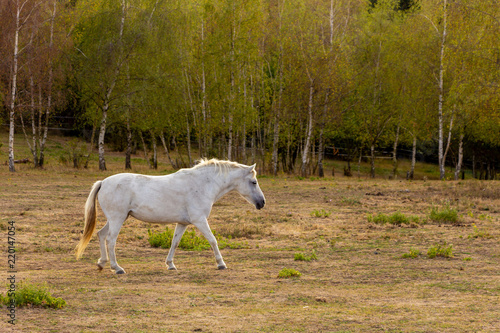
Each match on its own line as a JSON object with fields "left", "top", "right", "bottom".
{"left": 255, "top": 199, "right": 265, "bottom": 210}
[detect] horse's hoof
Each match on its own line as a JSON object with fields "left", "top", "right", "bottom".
{"left": 97, "top": 264, "right": 104, "bottom": 271}
{"left": 116, "top": 270, "right": 126, "bottom": 274}
{"left": 218, "top": 265, "right": 227, "bottom": 270}
{"left": 168, "top": 267, "right": 177, "bottom": 271}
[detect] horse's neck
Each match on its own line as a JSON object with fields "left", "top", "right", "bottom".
{"left": 202, "top": 167, "right": 239, "bottom": 203}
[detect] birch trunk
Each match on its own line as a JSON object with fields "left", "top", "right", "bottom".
{"left": 438, "top": 0, "right": 448, "bottom": 180}
{"left": 8, "top": 1, "right": 22, "bottom": 172}
{"left": 370, "top": 144, "right": 376, "bottom": 178}
{"left": 392, "top": 121, "right": 401, "bottom": 178}
{"left": 139, "top": 131, "right": 151, "bottom": 168}
{"left": 160, "top": 132, "right": 176, "bottom": 169}
{"left": 125, "top": 115, "right": 132, "bottom": 169}
{"left": 151, "top": 132, "right": 158, "bottom": 169}
{"left": 410, "top": 134, "right": 417, "bottom": 180}
{"left": 454, "top": 132, "right": 464, "bottom": 180}
{"left": 442, "top": 112, "right": 454, "bottom": 173}
{"left": 98, "top": 0, "right": 126, "bottom": 171}
{"left": 318, "top": 90, "right": 329, "bottom": 178}
{"left": 38, "top": 0, "right": 57, "bottom": 168}
{"left": 300, "top": 79, "right": 314, "bottom": 177}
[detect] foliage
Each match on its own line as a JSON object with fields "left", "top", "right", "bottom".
{"left": 277, "top": 268, "right": 302, "bottom": 279}
{"left": 147, "top": 227, "right": 246, "bottom": 251}
{"left": 429, "top": 206, "right": 459, "bottom": 224}
{"left": 0, "top": 280, "right": 66, "bottom": 309}
{"left": 294, "top": 250, "right": 317, "bottom": 262}
{"left": 427, "top": 243, "right": 453, "bottom": 259}
{"left": 367, "top": 212, "right": 420, "bottom": 225}
{"left": 310, "top": 209, "right": 331, "bottom": 218}
{"left": 467, "top": 224, "right": 492, "bottom": 239}
{"left": 401, "top": 248, "right": 421, "bottom": 259}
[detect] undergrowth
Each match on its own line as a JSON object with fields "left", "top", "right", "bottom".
{"left": 367, "top": 212, "right": 420, "bottom": 226}
{"left": 429, "top": 206, "right": 459, "bottom": 224}
{"left": 0, "top": 280, "right": 66, "bottom": 309}
{"left": 294, "top": 250, "right": 317, "bottom": 261}
{"left": 427, "top": 243, "right": 453, "bottom": 258}
{"left": 148, "top": 227, "right": 248, "bottom": 250}
{"left": 277, "top": 268, "right": 302, "bottom": 278}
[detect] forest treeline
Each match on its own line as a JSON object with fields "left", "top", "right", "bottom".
{"left": 1, "top": 0, "right": 499, "bottom": 179}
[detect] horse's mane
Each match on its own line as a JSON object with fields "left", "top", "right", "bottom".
{"left": 192, "top": 158, "right": 256, "bottom": 176}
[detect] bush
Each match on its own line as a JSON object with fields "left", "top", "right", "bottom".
{"left": 294, "top": 250, "right": 317, "bottom": 262}
{"left": 367, "top": 212, "right": 420, "bottom": 225}
{"left": 310, "top": 209, "right": 331, "bottom": 218}
{"left": 429, "top": 206, "right": 459, "bottom": 224}
{"left": 401, "top": 248, "right": 421, "bottom": 259}
{"left": 148, "top": 227, "right": 246, "bottom": 251}
{"left": 278, "top": 268, "right": 302, "bottom": 278}
{"left": 0, "top": 280, "right": 66, "bottom": 309}
{"left": 427, "top": 243, "right": 453, "bottom": 259}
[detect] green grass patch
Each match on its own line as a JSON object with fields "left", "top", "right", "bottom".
{"left": 468, "top": 224, "right": 492, "bottom": 239}
{"left": 294, "top": 250, "right": 317, "bottom": 261}
{"left": 401, "top": 248, "right": 421, "bottom": 259}
{"left": 367, "top": 212, "right": 420, "bottom": 225}
{"left": 0, "top": 280, "right": 66, "bottom": 309}
{"left": 429, "top": 206, "right": 459, "bottom": 224}
{"left": 277, "top": 268, "right": 302, "bottom": 278}
{"left": 148, "top": 227, "right": 247, "bottom": 251}
{"left": 427, "top": 243, "right": 453, "bottom": 259}
{"left": 310, "top": 209, "right": 331, "bottom": 218}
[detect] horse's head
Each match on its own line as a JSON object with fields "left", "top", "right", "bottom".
{"left": 236, "top": 164, "right": 266, "bottom": 210}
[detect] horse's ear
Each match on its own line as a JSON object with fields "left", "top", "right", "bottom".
{"left": 249, "top": 164, "right": 256, "bottom": 171}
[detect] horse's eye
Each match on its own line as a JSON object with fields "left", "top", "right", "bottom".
{"left": 251, "top": 180, "right": 257, "bottom": 185}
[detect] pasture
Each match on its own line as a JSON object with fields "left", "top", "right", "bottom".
{"left": 1, "top": 139, "right": 499, "bottom": 332}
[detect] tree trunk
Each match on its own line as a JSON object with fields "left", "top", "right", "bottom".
{"left": 318, "top": 90, "right": 329, "bottom": 178}
{"left": 98, "top": 104, "right": 108, "bottom": 171}
{"left": 410, "top": 134, "right": 417, "bottom": 180}
{"left": 370, "top": 144, "right": 376, "bottom": 178}
{"left": 8, "top": 2, "right": 22, "bottom": 172}
{"left": 437, "top": 0, "right": 448, "bottom": 180}
{"left": 392, "top": 121, "right": 401, "bottom": 178}
{"left": 160, "top": 132, "right": 176, "bottom": 169}
{"left": 301, "top": 79, "right": 314, "bottom": 177}
{"left": 38, "top": 1, "right": 57, "bottom": 169}
{"left": 125, "top": 115, "right": 132, "bottom": 169}
{"left": 442, "top": 112, "right": 454, "bottom": 175}
{"left": 151, "top": 132, "right": 158, "bottom": 169}
{"left": 454, "top": 132, "right": 464, "bottom": 180}
{"left": 139, "top": 131, "right": 151, "bottom": 168}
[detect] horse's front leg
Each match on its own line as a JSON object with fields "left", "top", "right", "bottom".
{"left": 193, "top": 219, "right": 227, "bottom": 270}
{"left": 166, "top": 223, "right": 188, "bottom": 270}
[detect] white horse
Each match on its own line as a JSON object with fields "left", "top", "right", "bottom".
{"left": 75, "top": 158, "right": 266, "bottom": 274}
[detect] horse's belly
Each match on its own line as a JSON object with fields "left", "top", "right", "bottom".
{"left": 129, "top": 207, "right": 189, "bottom": 224}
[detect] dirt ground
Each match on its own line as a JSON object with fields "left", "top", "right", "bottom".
{"left": 0, "top": 163, "right": 499, "bottom": 332}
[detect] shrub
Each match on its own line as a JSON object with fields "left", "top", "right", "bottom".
{"left": 294, "top": 250, "right": 317, "bottom": 262}
{"left": 0, "top": 280, "right": 66, "bottom": 309}
{"left": 148, "top": 227, "right": 246, "bottom": 251}
{"left": 367, "top": 212, "right": 420, "bottom": 225}
{"left": 402, "top": 248, "right": 421, "bottom": 259}
{"left": 467, "top": 224, "right": 492, "bottom": 239}
{"left": 278, "top": 268, "right": 302, "bottom": 278}
{"left": 311, "top": 209, "right": 330, "bottom": 218}
{"left": 429, "top": 206, "right": 459, "bottom": 224}
{"left": 427, "top": 243, "right": 453, "bottom": 259}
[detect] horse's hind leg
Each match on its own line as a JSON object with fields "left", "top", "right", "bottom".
{"left": 106, "top": 219, "right": 127, "bottom": 274}
{"left": 96, "top": 222, "right": 109, "bottom": 270}
{"left": 166, "top": 223, "right": 188, "bottom": 270}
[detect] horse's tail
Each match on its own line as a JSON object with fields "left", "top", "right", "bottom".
{"left": 75, "top": 181, "right": 102, "bottom": 259}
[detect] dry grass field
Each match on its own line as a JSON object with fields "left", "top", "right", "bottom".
{"left": 0, "top": 135, "right": 499, "bottom": 332}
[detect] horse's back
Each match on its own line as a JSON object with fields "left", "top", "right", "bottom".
{"left": 97, "top": 172, "right": 197, "bottom": 224}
